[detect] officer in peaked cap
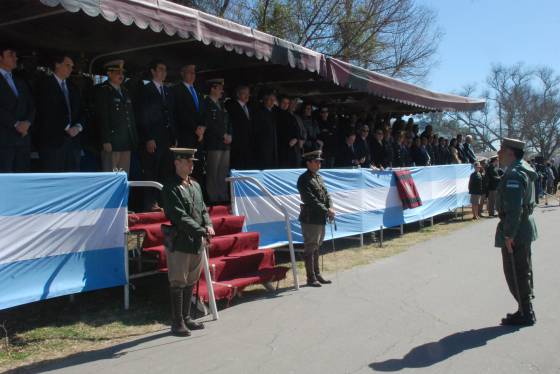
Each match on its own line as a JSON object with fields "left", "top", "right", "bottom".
{"left": 297, "top": 149, "right": 335, "bottom": 287}
{"left": 161, "top": 147, "right": 215, "bottom": 336}
{"left": 495, "top": 137, "right": 538, "bottom": 326}
{"left": 95, "top": 59, "right": 138, "bottom": 174}
{"left": 201, "top": 77, "right": 231, "bottom": 204}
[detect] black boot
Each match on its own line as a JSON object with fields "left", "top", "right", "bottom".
{"left": 501, "top": 304, "right": 536, "bottom": 326}
{"left": 304, "top": 254, "right": 321, "bottom": 287}
{"left": 170, "top": 287, "right": 190, "bottom": 336}
{"left": 313, "top": 251, "right": 331, "bottom": 284}
{"left": 183, "top": 285, "right": 204, "bottom": 330}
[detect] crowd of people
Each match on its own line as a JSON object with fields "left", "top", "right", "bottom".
{"left": 2, "top": 46, "right": 559, "bottom": 207}
{"left": 468, "top": 155, "right": 559, "bottom": 220}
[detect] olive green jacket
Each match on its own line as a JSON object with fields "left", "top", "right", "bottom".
{"left": 95, "top": 82, "right": 138, "bottom": 151}
{"left": 297, "top": 170, "right": 332, "bottom": 225}
{"left": 161, "top": 174, "right": 212, "bottom": 254}
{"left": 495, "top": 159, "right": 538, "bottom": 247}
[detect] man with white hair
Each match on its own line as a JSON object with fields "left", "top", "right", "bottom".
{"left": 464, "top": 135, "right": 477, "bottom": 164}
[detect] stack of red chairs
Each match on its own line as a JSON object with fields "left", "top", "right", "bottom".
{"left": 128, "top": 206, "right": 289, "bottom": 303}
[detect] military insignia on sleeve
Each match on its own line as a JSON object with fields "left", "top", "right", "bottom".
{"left": 506, "top": 180, "right": 520, "bottom": 189}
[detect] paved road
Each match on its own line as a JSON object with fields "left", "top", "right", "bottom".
{"left": 31, "top": 207, "right": 560, "bottom": 374}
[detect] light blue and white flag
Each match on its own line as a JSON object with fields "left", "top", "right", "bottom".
{"left": 0, "top": 172, "right": 128, "bottom": 310}
{"left": 231, "top": 165, "right": 472, "bottom": 248}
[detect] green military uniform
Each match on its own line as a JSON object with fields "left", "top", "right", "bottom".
{"left": 96, "top": 81, "right": 138, "bottom": 152}
{"left": 202, "top": 81, "right": 232, "bottom": 203}
{"left": 95, "top": 59, "right": 137, "bottom": 174}
{"left": 297, "top": 150, "right": 333, "bottom": 287}
{"left": 161, "top": 148, "right": 212, "bottom": 336}
{"left": 162, "top": 173, "right": 212, "bottom": 255}
{"left": 495, "top": 138, "right": 538, "bottom": 325}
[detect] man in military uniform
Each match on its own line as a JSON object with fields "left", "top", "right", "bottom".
{"left": 297, "top": 150, "right": 335, "bottom": 287}
{"left": 202, "top": 78, "right": 231, "bottom": 203}
{"left": 161, "top": 148, "right": 215, "bottom": 336}
{"left": 95, "top": 59, "right": 138, "bottom": 174}
{"left": 495, "top": 138, "right": 538, "bottom": 326}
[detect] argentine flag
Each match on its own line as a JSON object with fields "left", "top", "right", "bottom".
{"left": 0, "top": 172, "right": 128, "bottom": 310}
{"left": 231, "top": 164, "right": 472, "bottom": 248}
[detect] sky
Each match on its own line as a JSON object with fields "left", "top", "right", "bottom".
{"left": 417, "top": 0, "right": 560, "bottom": 95}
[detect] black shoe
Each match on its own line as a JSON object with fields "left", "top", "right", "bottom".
{"left": 185, "top": 317, "right": 205, "bottom": 330}
{"left": 306, "top": 280, "right": 322, "bottom": 287}
{"left": 316, "top": 275, "right": 332, "bottom": 284}
{"left": 501, "top": 311, "right": 536, "bottom": 326}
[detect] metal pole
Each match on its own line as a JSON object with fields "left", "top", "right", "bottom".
{"left": 379, "top": 225, "right": 383, "bottom": 248}
{"left": 124, "top": 232, "right": 130, "bottom": 310}
{"left": 284, "top": 215, "right": 300, "bottom": 290}
{"left": 226, "top": 176, "right": 299, "bottom": 290}
{"left": 430, "top": 216, "right": 434, "bottom": 227}
{"left": 400, "top": 224, "right": 404, "bottom": 236}
{"left": 359, "top": 233, "right": 364, "bottom": 247}
{"left": 202, "top": 247, "right": 219, "bottom": 320}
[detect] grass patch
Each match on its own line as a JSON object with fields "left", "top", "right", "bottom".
{"left": 0, "top": 211, "right": 478, "bottom": 371}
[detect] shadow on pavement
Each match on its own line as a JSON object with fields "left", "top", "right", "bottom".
{"left": 369, "top": 325, "right": 520, "bottom": 372}
{"left": 5, "top": 330, "right": 174, "bottom": 374}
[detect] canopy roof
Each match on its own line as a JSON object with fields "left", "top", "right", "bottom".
{"left": 0, "top": 0, "right": 485, "bottom": 113}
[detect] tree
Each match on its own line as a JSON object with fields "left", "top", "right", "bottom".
{"left": 170, "top": 0, "right": 442, "bottom": 82}
{"left": 440, "top": 64, "right": 560, "bottom": 159}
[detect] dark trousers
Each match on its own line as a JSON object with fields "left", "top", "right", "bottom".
{"left": 501, "top": 242, "right": 534, "bottom": 309}
{"left": 0, "top": 146, "right": 30, "bottom": 172}
{"left": 139, "top": 144, "right": 174, "bottom": 210}
{"left": 40, "top": 138, "right": 81, "bottom": 172}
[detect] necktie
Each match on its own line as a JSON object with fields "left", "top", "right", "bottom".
{"left": 4, "top": 72, "right": 18, "bottom": 97}
{"left": 159, "top": 85, "right": 166, "bottom": 102}
{"left": 243, "top": 104, "right": 250, "bottom": 119}
{"left": 188, "top": 85, "right": 199, "bottom": 111}
{"left": 61, "top": 80, "right": 71, "bottom": 122}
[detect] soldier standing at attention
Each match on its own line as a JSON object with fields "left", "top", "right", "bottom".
{"left": 202, "top": 78, "right": 231, "bottom": 204}
{"left": 495, "top": 138, "right": 538, "bottom": 326}
{"left": 95, "top": 60, "right": 138, "bottom": 174}
{"left": 297, "top": 150, "right": 335, "bottom": 287}
{"left": 161, "top": 148, "right": 215, "bottom": 336}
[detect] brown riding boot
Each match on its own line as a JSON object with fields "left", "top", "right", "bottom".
{"left": 183, "top": 285, "right": 204, "bottom": 330}
{"left": 313, "top": 251, "right": 331, "bottom": 284}
{"left": 304, "top": 254, "right": 321, "bottom": 287}
{"left": 170, "top": 287, "right": 190, "bottom": 336}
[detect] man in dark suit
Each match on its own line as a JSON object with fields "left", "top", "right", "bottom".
{"left": 335, "top": 130, "right": 360, "bottom": 168}
{"left": 172, "top": 64, "right": 204, "bottom": 148}
{"left": 225, "top": 85, "right": 253, "bottom": 170}
{"left": 35, "top": 54, "right": 84, "bottom": 172}
{"left": 0, "top": 44, "right": 35, "bottom": 172}
{"left": 253, "top": 91, "right": 278, "bottom": 169}
{"left": 276, "top": 96, "right": 301, "bottom": 168}
{"left": 139, "top": 60, "right": 176, "bottom": 210}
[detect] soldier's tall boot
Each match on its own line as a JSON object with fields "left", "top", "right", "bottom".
{"left": 170, "top": 287, "right": 190, "bottom": 336}
{"left": 313, "top": 250, "right": 331, "bottom": 284}
{"left": 183, "top": 285, "right": 204, "bottom": 330}
{"left": 304, "top": 254, "right": 321, "bottom": 287}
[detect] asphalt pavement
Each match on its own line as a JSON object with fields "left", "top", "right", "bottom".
{"left": 21, "top": 205, "right": 560, "bottom": 374}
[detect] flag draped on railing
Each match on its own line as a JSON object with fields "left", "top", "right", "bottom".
{"left": 0, "top": 172, "right": 128, "bottom": 310}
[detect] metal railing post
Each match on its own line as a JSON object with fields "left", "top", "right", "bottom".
{"left": 226, "top": 176, "right": 299, "bottom": 290}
